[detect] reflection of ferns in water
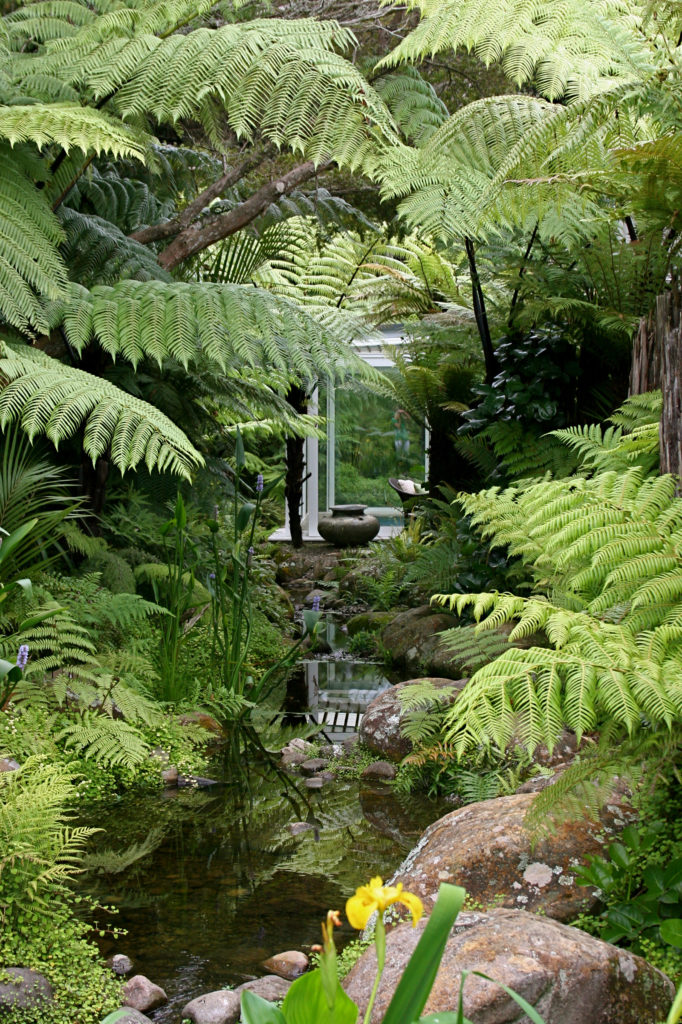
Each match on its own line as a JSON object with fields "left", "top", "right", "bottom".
{"left": 82, "top": 828, "right": 165, "bottom": 875}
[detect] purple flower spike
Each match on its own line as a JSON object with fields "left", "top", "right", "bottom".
{"left": 16, "top": 644, "right": 29, "bottom": 670}
{"left": 248, "top": 546, "right": 255, "bottom": 556}
{"left": 209, "top": 572, "right": 216, "bottom": 580}
{"left": 312, "top": 595, "right": 321, "bottom": 612}
{"left": 256, "top": 474, "right": 264, "bottom": 493}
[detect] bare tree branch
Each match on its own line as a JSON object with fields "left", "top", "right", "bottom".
{"left": 157, "top": 159, "right": 331, "bottom": 270}
{"left": 129, "top": 149, "right": 269, "bottom": 246}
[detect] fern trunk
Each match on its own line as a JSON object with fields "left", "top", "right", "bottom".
{"left": 631, "top": 279, "right": 682, "bottom": 484}
{"left": 285, "top": 385, "right": 307, "bottom": 548}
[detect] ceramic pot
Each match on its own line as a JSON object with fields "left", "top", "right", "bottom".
{"left": 318, "top": 504, "right": 380, "bottom": 547}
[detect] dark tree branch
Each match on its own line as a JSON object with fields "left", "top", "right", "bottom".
{"left": 129, "top": 148, "right": 269, "bottom": 245}
{"left": 509, "top": 220, "right": 539, "bottom": 325}
{"left": 156, "top": 160, "right": 331, "bottom": 270}
{"left": 465, "top": 236, "right": 496, "bottom": 383}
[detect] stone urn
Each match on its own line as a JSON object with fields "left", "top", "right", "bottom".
{"left": 318, "top": 504, "right": 380, "bottom": 547}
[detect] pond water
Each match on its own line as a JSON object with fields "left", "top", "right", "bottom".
{"left": 81, "top": 657, "right": 446, "bottom": 1022}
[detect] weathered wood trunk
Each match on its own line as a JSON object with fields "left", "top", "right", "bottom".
{"left": 630, "top": 279, "right": 682, "bottom": 482}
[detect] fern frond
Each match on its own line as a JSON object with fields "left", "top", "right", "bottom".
{"left": 0, "top": 338, "right": 202, "bottom": 477}
{"left": 0, "top": 103, "right": 150, "bottom": 159}
{"left": 56, "top": 712, "right": 149, "bottom": 767}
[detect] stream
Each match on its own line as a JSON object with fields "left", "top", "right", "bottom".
{"left": 81, "top": 649, "right": 447, "bottom": 1022}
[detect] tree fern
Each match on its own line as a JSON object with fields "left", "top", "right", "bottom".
{"left": 379, "top": 0, "right": 649, "bottom": 102}
{"left": 0, "top": 337, "right": 202, "bottom": 477}
{"left": 0, "top": 143, "right": 67, "bottom": 333}
{"left": 45, "top": 278, "right": 381, "bottom": 384}
{"left": 0, "top": 103, "right": 150, "bottom": 159}
{"left": 13, "top": 14, "right": 396, "bottom": 165}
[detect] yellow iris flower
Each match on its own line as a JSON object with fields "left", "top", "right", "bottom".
{"left": 346, "top": 876, "right": 423, "bottom": 930}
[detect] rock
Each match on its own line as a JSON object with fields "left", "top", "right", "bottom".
{"left": 346, "top": 611, "right": 394, "bottom": 636}
{"left": 391, "top": 792, "right": 636, "bottom": 922}
{"left": 235, "top": 976, "right": 292, "bottom": 1002}
{"left": 181, "top": 989, "right": 240, "bottom": 1024}
{"left": 178, "top": 712, "right": 224, "bottom": 736}
{"left": 281, "top": 750, "right": 308, "bottom": 767}
{"left": 161, "top": 766, "right": 178, "bottom": 787}
{"left": 305, "top": 588, "right": 329, "bottom": 606}
{"left": 286, "top": 738, "right": 315, "bottom": 753}
{"left": 0, "top": 757, "right": 20, "bottom": 772}
{"left": 177, "top": 775, "right": 220, "bottom": 788}
{"left": 0, "top": 967, "right": 53, "bottom": 1013}
{"left": 122, "top": 975, "right": 168, "bottom": 1013}
{"left": 300, "top": 758, "right": 329, "bottom": 775}
{"left": 359, "top": 678, "right": 466, "bottom": 762}
{"left": 380, "top": 606, "right": 458, "bottom": 671}
{"left": 261, "top": 950, "right": 309, "bottom": 981}
{"left": 108, "top": 953, "right": 134, "bottom": 975}
{"left": 304, "top": 777, "right": 324, "bottom": 789}
{"left": 288, "top": 821, "right": 315, "bottom": 835}
{"left": 101, "top": 1011, "right": 152, "bottom": 1024}
{"left": 343, "top": 908, "right": 674, "bottom": 1024}
{"left": 361, "top": 760, "right": 397, "bottom": 781}
{"left": 318, "top": 743, "right": 344, "bottom": 759}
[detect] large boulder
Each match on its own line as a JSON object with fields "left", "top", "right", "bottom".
{"left": 380, "top": 606, "right": 458, "bottom": 674}
{"left": 343, "top": 908, "right": 674, "bottom": 1024}
{"left": 359, "top": 678, "right": 466, "bottom": 762}
{"left": 391, "top": 792, "right": 636, "bottom": 922}
{"left": 0, "top": 967, "right": 53, "bottom": 1015}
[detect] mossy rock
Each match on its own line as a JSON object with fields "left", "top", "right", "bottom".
{"left": 346, "top": 611, "right": 394, "bottom": 636}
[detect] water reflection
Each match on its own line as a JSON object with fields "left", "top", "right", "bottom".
{"left": 81, "top": 729, "right": 445, "bottom": 1022}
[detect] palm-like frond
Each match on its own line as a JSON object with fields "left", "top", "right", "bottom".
{"left": 46, "top": 278, "right": 382, "bottom": 385}
{"left": 0, "top": 103, "right": 150, "bottom": 159}
{"left": 13, "top": 14, "right": 397, "bottom": 165}
{"left": 0, "top": 338, "right": 202, "bottom": 477}
{"left": 379, "top": 0, "right": 649, "bottom": 102}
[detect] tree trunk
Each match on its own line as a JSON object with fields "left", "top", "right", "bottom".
{"left": 630, "top": 279, "right": 682, "bottom": 482}
{"left": 285, "top": 386, "right": 307, "bottom": 548}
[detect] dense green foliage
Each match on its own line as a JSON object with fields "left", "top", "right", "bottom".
{"left": 2, "top": 0, "right": 682, "bottom": 1018}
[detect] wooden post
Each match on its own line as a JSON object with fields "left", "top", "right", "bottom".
{"left": 630, "top": 279, "right": 682, "bottom": 482}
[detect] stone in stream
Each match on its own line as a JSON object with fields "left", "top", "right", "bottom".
{"left": 177, "top": 774, "right": 220, "bottom": 788}
{"left": 261, "top": 950, "right": 309, "bottom": 980}
{"left": 182, "top": 989, "right": 240, "bottom": 1024}
{"left": 0, "top": 757, "right": 20, "bottom": 772}
{"left": 182, "top": 975, "right": 292, "bottom": 1024}
{"left": 343, "top": 908, "right": 675, "bottom": 1024}
{"left": 304, "top": 777, "right": 324, "bottom": 789}
{"left": 121, "top": 974, "right": 167, "bottom": 1013}
{"left": 235, "top": 976, "right": 292, "bottom": 1001}
{"left": 101, "top": 1011, "right": 153, "bottom": 1024}
{"left": 0, "top": 967, "right": 53, "bottom": 1014}
{"left": 107, "top": 953, "right": 134, "bottom": 975}
{"left": 361, "top": 760, "right": 397, "bottom": 781}
{"left": 161, "top": 765, "right": 178, "bottom": 787}
{"left": 300, "top": 758, "right": 329, "bottom": 775}
{"left": 280, "top": 749, "right": 308, "bottom": 767}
